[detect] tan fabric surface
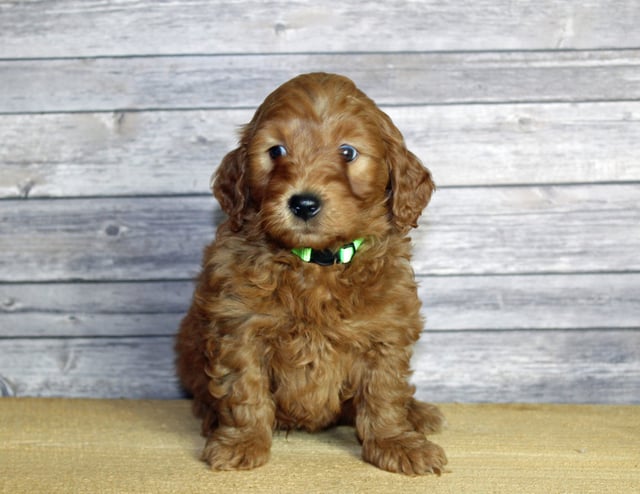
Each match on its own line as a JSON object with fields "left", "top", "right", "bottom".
{"left": 0, "top": 398, "right": 638, "bottom": 493}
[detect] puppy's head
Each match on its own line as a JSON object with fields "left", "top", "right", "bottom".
{"left": 213, "top": 73, "right": 434, "bottom": 249}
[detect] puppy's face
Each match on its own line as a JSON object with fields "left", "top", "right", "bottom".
{"left": 214, "top": 73, "right": 434, "bottom": 249}
{"left": 246, "top": 75, "right": 392, "bottom": 250}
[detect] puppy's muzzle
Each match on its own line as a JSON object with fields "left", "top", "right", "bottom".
{"left": 288, "top": 193, "right": 322, "bottom": 221}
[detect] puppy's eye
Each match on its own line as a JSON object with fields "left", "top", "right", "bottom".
{"left": 339, "top": 144, "right": 359, "bottom": 163}
{"left": 268, "top": 145, "right": 287, "bottom": 160}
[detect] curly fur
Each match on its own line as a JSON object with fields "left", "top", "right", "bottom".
{"left": 176, "top": 73, "right": 447, "bottom": 475}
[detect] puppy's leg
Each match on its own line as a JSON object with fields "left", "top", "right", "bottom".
{"left": 175, "top": 309, "right": 219, "bottom": 437}
{"left": 355, "top": 358, "right": 447, "bottom": 476}
{"left": 202, "top": 341, "right": 275, "bottom": 471}
{"left": 407, "top": 398, "right": 447, "bottom": 435}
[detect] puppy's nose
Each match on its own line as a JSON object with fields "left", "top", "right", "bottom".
{"left": 288, "top": 194, "right": 322, "bottom": 221}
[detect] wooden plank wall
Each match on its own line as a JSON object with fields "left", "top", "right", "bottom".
{"left": 1, "top": 0, "right": 639, "bottom": 403}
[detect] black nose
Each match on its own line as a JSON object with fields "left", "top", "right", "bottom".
{"left": 288, "top": 194, "right": 322, "bottom": 221}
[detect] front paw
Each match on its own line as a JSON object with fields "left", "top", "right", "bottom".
{"left": 202, "top": 428, "right": 271, "bottom": 471}
{"left": 362, "top": 432, "right": 447, "bottom": 476}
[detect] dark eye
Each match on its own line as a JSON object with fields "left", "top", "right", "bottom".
{"left": 268, "top": 145, "right": 287, "bottom": 160}
{"left": 339, "top": 144, "right": 359, "bottom": 163}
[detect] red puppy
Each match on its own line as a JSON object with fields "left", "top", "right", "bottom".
{"left": 176, "top": 73, "right": 446, "bottom": 475}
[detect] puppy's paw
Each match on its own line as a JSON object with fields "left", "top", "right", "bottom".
{"left": 202, "top": 430, "right": 271, "bottom": 471}
{"left": 408, "top": 399, "right": 447, "bottom": 434}
{"left": 363, "top": 432, "right": 447, "bottom": 476}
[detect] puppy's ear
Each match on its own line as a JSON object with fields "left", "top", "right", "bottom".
{"left": 212, "top": 145, "right": 249, "bottom": 232}
{"left": 381, "top": 112, "right": 435, "bottom": 234}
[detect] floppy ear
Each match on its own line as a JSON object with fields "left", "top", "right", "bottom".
{"left": 381, "top": 113, "right": 435, "bottom": 234}
{"left": 212, "top": 145, "right": 249, "bottom": 232}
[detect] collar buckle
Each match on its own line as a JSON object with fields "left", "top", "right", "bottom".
{"left": 292, "top": 238, "right": 364, "bottom": 266}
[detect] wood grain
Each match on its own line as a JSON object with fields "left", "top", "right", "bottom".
{"left": 2, "top": 101, "right": 639, "bottom": 199}
{"left": 0, "top": 281, "right": 192, "bottom": 337}
{"left": 412, "top": 330, "right": 640, "bottom": 404}
{"left": 1, "top": 185, "right": 638, "bottom": 281}
{"left": 2, "top": 0, "right": 638, "bottom": 405}
{"left": 3, "top": 50, "right": 640, "bottom": 113}
{"left": 2, "top": 273, "right": 639, "bottom": 338}
{"left": 0, "top": 330, "right": 637, "bottom": 403}
{"left": 422, "top": 273, "right": 640, "bottom": 331}
{"left": 2, "top": 0, "right": 640, "bottom": 57}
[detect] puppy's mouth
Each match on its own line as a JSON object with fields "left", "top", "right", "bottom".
{"left": 263, "top": 191, "right": 357, "bottom": 251}
{"left": 284, "top": 222, "right": 331, "bottom": 251}
{"left": 284, "top": 193, "right": 339, "bottom": 249}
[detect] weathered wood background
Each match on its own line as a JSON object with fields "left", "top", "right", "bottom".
{"left": 1, "top": 0, "right": 639, "bottom": 403}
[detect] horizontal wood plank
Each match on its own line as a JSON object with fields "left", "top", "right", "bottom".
{"left": 0, "top": 337, "right": 183, "bottom": 399}
{"left": 2, "top": 273, "right": 639, "bottom": 337}
{"left": 2, "top": 101, "right": 639, "bottom": 199}
{"left": 412, "top": 330, "right": 640, "bottom": 404}
{"left": 0, "top": 281, "right": 191, "bottom": 338}
{"left": 2, "top": 185, "right": 638, "bottom": 282}
{"left": 0, "top": 330, "right": 637, "bottom": 403}
{"left": 0, "top": 196, "right": 220, "bottom": 282}
{"left": 418, "top": 184, "right": 640, "bottom": 275}
{"left": 3, "top": 50, "right": 640, "bottom": 113}
{"left": 422, "top": 273, "right": 640, "bottom": 331}
{"left": 2, "top": 0, "right": 640, "bottom": 58}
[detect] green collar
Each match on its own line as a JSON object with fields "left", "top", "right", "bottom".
{"left": 292, "top": 238, "right": 364, "bottom": 266}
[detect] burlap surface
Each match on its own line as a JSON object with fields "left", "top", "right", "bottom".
{"left": 1, "top": 399, "right": 638, "bottom": 493}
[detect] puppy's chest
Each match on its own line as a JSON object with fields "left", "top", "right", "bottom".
{"left": 267, "top": 336, "right": 349, "bottom": 430}
{"left": 262, "top": 282, "right": 363, "bottom": 396}
{"left": 252, "top": 266, "right": 383, "bottom": 349}
{"left": 266, "top": 268, "right": 372, "bottom": 327}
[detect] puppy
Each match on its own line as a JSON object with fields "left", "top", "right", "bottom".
{"left": 176, "top": 72, "right": 446, "bottom": 475}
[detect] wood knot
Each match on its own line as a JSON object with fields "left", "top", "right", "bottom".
{"left": 105, "top": 224, "right": 120, "bottom": 236}
{"left": 0, "top": 376, "right": 15, "bottom": 397}
{"left": 274, "top": 21, "right": 287, "bottom": 35}
{"left": 18, "top": 179, "right": 36, "bottom": 198}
